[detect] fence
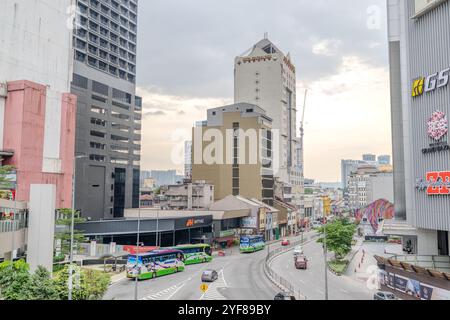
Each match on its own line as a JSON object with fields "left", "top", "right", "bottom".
{"left": 79, "top": 243, "right": 126, "bottom": 257}
{"left": 264, "top": 234, "right": 320, "bottom": 300}
{"left": 0, "top": 220, "right": 26, "bottom": 233}
{"left": 264, "top": 238, "right": 307, "bottom": 300}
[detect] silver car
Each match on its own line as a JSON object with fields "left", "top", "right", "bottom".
{"left": 374, "top": 291, "right": 397, "bottom": 300}
{"left": 201, "top": 269, "right": 219, "bottom": 282}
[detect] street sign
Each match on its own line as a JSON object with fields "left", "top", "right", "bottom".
{"left": 200, "top": 284, "right": 209, "bottom": 293}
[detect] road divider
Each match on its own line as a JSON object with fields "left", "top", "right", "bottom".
{"left": 263, "top": 234, "right": 319, "bottom": 300}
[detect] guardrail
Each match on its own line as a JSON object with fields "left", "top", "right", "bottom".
{"left": 263, "top": 236, "right": 317, "bottom": 300}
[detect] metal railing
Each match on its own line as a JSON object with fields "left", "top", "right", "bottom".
{"left": 264, "top": 238, "right": 311, "bottom": 300}
{"left": 0, "top": 220, "right": 27, "bottom": 233}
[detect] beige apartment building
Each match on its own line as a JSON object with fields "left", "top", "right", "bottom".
{"left": 192, "top": 103, "right": 274, "bottom": 206}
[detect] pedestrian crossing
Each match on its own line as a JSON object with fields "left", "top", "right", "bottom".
{"left": 140, "top": 283, "right": 185, "bottom": 300}
{"left": 200, "top": 270, "right": 227, "bottom": 300}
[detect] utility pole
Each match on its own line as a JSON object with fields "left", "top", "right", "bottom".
{"left": 68, "top": 155, "right": 87, "bottom": 301}
{"left": 323, "top": 215, "right": 329, "bottom": 300}
{"left": 134, "top": 205, "right": 141, "bottom": 300}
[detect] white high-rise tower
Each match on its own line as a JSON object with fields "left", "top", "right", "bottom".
{"left": 234, "top": 37, "right": 300, "bottom": 187}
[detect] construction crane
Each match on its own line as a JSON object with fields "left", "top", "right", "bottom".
{"left": 300, "top": 89, "right": 308, "bottom": 143}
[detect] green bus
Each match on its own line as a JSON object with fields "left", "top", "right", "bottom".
{"left": 126, "top": 249, "right": 185, "bottom": 280}
{"left": 240, "top": 235, "right": 265, "bottom": 253}
{"left": 169, "top": 244, "right": 213, "bottom": 265}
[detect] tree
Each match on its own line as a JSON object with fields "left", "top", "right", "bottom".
{"left": 54, "top": 208, "right": 87, "bottom": 257}
{"left": 0, "top": 260, "right": 32, "bottom": 300}
{"left": 0, "top": 165, "right": 16, "bottom": 201}
{"left": 53, "top": 265, "right": 111, "bottom": 300}
{"left": 28, "top": 266, "right": 59, "bottom": 300}
{"left": 317, "top": 218, "right": 356, "bottom": 259}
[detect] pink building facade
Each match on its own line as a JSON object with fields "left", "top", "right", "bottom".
{"left": 3, "top": 80, "right": 77, "bottom": 209}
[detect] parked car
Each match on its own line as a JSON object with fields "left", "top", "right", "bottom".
{"left": 274, "top": 292, "right": 296, "bottom": 300}
{"left": 311, "top": 221, "right": 323, "bottom": 229}
{"left": 374, "top": 291, "right": 397, "bottom": 300}
{"left": 281, "top": 239, "right": 290, "bottom": 246}
{"left": 295, "top": 255, "right": 308, "bottom": 270}
{"left": 293, "top": 246, "right": 304, "bottom": 257}
{"left": 201, "top": 270, "right": 219, "bottom": 283}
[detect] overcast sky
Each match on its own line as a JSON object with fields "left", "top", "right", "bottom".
{"left": 136, "top": 0, "right": 392, "bottom": 182}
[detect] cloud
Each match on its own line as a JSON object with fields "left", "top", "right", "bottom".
{"left": 312, "top": 39, "right": 342, "bottom": 57}
{"left": 144, "top": 110, "right": 166, "bottom": 117}
{"left": 135, "top": 0, "right": 391, "bottom": 180}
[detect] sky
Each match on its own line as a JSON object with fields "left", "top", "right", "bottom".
{"left": 136, "top": 0, "right": 393, "bottom": 182}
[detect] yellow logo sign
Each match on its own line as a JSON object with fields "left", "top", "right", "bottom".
{"left": 412, "top": 77, "right": 425, "bottom": 97}
{"left": 200, "top": 284, "right": 209, "bottom": 293}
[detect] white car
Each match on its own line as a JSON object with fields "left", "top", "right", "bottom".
{"left": 293, "top": 246, "right": 304, "bottom": 256}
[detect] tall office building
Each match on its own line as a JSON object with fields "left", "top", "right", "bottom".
{"left": 234, "top": 37, "right": 300, "bottom": 188}
{"left": 378, "top": 155, "right": 391, "bottom": 165}
{"left": 387, "top": 0, "right": 450, "bottom": 255}
{"left": 0, "top": 0, "right": 77, "bottom": 271}
{"left": 72, "top": 0, "right": 141, "bottom": 220}
{"left": 362, "top": 154, "right": 377, "bottom": 162}
{"left": 184, "top": 140, "right": 193, "bottom": 179}
{"left": 192, "top": 103, "right": 274, "bottom": 205}
{"left": 341, "top": 159, "right": 368, "bottom": 190}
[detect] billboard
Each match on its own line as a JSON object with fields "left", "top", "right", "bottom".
{"left": 379, "top": 269, "right": 450, "bottom": 300}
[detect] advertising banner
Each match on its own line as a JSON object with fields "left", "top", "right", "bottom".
{"left": 379, "top": 269, "right": 450, "bottom": 300}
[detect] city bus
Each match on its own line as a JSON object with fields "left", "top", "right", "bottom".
{"left": 170, "top": 244, "right": 213, "bottom": 265}
{"left": 240, "top": 235, "right": 265, "bottom": 253}
{"left": 126, "top": 249, "right": 185, "bottom": 280}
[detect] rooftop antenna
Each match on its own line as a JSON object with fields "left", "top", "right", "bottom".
{"left": 264, "top": 32, "right": 268, "bottom": 39}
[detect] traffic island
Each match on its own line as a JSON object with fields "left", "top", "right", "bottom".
{"left": 328, "top": 259, "right": 350, "bottom": 276}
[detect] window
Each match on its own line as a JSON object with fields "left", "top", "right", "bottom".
{"left": 90, "top": 130, "right": 106, "bottom": 138}
{"left": 90, "top": 154, "right": 105, "bottom": 162}
{"left": 92, "top": 81, "right": 109, "bottom": 96}
{"left": 72, "top": 74, "right": 88, "bottom": 89}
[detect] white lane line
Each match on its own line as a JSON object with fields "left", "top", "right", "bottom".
{"left": 166, "top": 282, "right": 187, "bottom": 300}
{"left": 220, "top": 268, "right": 228, "bottom": 287}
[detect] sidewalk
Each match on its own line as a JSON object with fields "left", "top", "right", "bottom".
{"left": 345, "top": 238, "right": 375, "bottom": 282}
{"left": 110, "top": 271, "right": 127, "bottom": 285}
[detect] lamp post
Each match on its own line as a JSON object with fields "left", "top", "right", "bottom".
{"left": 323, "top": 214, "right": 329, "bottom": 301}
{"left": 68, "top": 155, "right": 87, "bottom": 301}
{"left": 134, "top": 204, "right": 141, "bottom": 300}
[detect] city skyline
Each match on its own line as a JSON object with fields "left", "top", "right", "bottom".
{"left": 137, "top": 0, "right": 392, "bottom": 182}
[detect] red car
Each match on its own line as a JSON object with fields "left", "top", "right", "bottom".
{"left": 295, "top": 255, "right": 308, "bottom": 270}
{"left": 281, "top": 239, "right": 290, "bottom": 246}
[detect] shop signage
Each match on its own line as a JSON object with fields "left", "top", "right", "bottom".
{"left": 186, "top": 218, "right": 205, "bottom": 227}
{"left": 415, "top": 171, "right": 450, "bottom": 195}
{"left": 219, "top": 230, "right": 236, "bottom": 238}
{"left": 238, "top": 55, "right": 274, "bottom": 65}
{"left": 412, "top": 67, "right": 450, "bottom": 97}
{"left": 241, "top": 216, "right": 257, "bottom": 229}
{"left": 422, "top": 111, "right": 449, "bottom": 154}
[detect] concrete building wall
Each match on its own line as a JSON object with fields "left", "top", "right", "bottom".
{"left": 3, "top": 81, "right": 76, "bottom": 208}
{"left": 369, "top": 173, "right": 394, "bottom": 203}
{"left": 192, "top": 105, "right": 274, "bottom": 205}
{"left": 27, "top": 184, "right": 56, "bottom": 272}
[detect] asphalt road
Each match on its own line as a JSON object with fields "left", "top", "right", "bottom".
{"left": 270, "top": 238, "right": 379, "bottom": 300}
{"left": 105, "top": 240, "right": 291, "bottom": 300}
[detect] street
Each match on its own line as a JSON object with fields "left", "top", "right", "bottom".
{"left": 105, "top": 244, "right": 278, "bottom": 300}
{"left": 269, "top": 237, "right": 387, "bottom": 300}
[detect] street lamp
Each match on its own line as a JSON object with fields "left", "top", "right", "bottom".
{"left": 323, "top": 213, "right": 329, "bottom": 301}
{"left": 68, "top": 154, "right": 87, "bottom": 301}
{"left": 134, "top": 203, "right": 141, "bottom": 300}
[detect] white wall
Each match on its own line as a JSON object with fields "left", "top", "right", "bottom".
{"left": 27, "top": 184, "right": 56, "bottom": 272}
{"left": 370, "top": 174, "right": 394, "bottom": 203}
{"left": 417, "top": 228, "right": 438, "bottom": 256}
{"left": 0, "top": 0, "right": 74, "bottom": 173}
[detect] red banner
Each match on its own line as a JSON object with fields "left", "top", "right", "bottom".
{"left": 123, "top": 245, "right": 158, "bottom": 254}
